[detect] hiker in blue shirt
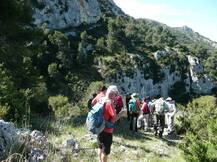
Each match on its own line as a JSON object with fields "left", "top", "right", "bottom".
{"left": 129, "top": 93, "right": 140, "bottom": 132}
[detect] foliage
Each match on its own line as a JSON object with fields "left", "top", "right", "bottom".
{"left": 107, "top": 18, "right": 125, "bottom": 53}
{"left": 78, "top": 81, "right": 106, "bottom": 113}
{"left": 168, "top": 81, "right": 190, "bottom": 104}
{"left": 77, "top": 31, "right": 89, "bottom": 64}
{"left": 48, "top": 95, "right": 72, "bottom": 119}
{"left": 179, "top": 96, "right": 217, "bottom": 162}
{"left": 1, "top": 0, "right": 217, "bottom": 124}
{"left": 0, "top": 105, "right": 9, "bottom": 119}
{"left": 204, "top": 50, "right": 217, "bottom": 84}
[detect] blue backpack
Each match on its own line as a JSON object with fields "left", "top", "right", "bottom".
{"left": 86, "top": 102, "right": 114, "bottom": 134}
{"left": 129, "top": 98, "right": 137, "bottom": 112}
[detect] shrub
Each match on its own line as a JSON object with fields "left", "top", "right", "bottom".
{"left": 179, "top": 96, "right": 217, "bottom": 162}
{"left": 0, "top": 105, "right": 9, "bottom": 119}
{"left": 48, "top": 95, "right": 71, "bottom": 119}
{"left": 78, "top": 81, "right": 105, "bottom": 113}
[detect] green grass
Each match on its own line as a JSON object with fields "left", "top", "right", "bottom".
{"left": 42, "top": 117, "right": 186, "bottom": 162}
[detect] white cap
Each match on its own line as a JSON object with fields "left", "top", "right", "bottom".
{"left": 131, "top": 93, "right": 138, "bottom": 98}
{"left": 106, "top": 85, "right": 119, "bottom": 98}
{"left": 166, "top": 97, "right": 172, "bottom": 101}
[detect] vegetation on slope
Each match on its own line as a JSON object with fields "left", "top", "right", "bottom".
{"left": 1, "top": 1, "right": 217, "bottom": 161}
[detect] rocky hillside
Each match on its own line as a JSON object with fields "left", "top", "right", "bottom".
{"left": 32, "top": 0, "right": 124, "bottom": 29}
{"left": 31, "top": 0, "right": 217, "bottom": 99}
{"left": 1, "top": 0, "right": 217, "bottom": 121}
{"left": 173, "top": 26, "right": 217, "bottom": 48}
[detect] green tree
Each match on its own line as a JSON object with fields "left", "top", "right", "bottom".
{"left": 107, "top": 18, "right": 124, "bottom": 53}
{"left": 77, "top": 31, "right": 88, "bottom": 65}
{"left": 96, "top": 37, "right": 107, "bottom": 55}
{"left": 180, "top": 96, "right": 217, "bottom": 162}
{"left": 204, "top": 51, "right": 217, "bottom": 84}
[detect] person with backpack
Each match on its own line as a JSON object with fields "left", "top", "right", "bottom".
{"left": 129, "top": 93, "right": 140, "bottom": 132}
{"left": 165, "top": 97, "right": 177, "bottom": 135}
{"left": 137, "top": 97, "right": 150, "bottom": 131}
{"left": 91, "top": 85, "right": 107, "bottom": 106}
{"left": 153, "top": 97, "right": 169, "bottom": 138}
{"left": 125, "top": 94, "right": 131, "bottom": 121}
{"left": 87, "top": 92, "right": 97, "bottom": 111}
{"left": 96, "top": 85, "right": 125, "bottom": 162}
{"left": 114, "top": 94, "right": 123, "bottom": 123}
{"left": 147, "top": 96, "right": 155, "bottom": 127}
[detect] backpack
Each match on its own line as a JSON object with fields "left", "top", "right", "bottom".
{"left": 142, "top": 102, "right": 150, "bottom": 114}
{"left": 129, "top": 98, "right": 137, "bottom": 112}
{"left": 155, "top": 99, "right": 168, "bottom": 115}
{"left": 86, "top": 102, "right": 114, "bottom": 135}
{"left": 116, "top": 96, "right": 123, "bottom": 109}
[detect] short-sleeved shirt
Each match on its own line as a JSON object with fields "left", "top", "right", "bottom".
{"left": 103, "top": 101, "right": 116, "bottom": 133}
{"left": 166, "top": 101, "right": 176, "bottom": 116}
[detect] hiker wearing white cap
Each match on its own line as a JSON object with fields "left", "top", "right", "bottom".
{"left": 97, "top": 85, "right": 125, "bottom": 162}
{"left": 153, "top": 97, "right": 169, "bottom": 138}
{"left": 165, "top": 97, "right": 177, "bottom": 135}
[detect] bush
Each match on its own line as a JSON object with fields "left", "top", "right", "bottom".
{"left": 48, "top": 95, "right": 71, "bottom": 119}
{"left": 78, "top": 81, "right": 105, "bottom": 113}
{"left": 0, "top": 105, "right": 9, "bottom": 119}
{"left": 179, "top": 96, "right": 217, "bottom": 162}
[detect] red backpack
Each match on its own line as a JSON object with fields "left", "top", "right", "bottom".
{"left": 116, "top": 96, "right": 123, "bottom": 108}
{"left": 141, "top": 101, "right": 150, "bottom": 114}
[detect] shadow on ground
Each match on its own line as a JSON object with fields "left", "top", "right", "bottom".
{"left": 113, "top": 118, "right": 153, "bottom": 141}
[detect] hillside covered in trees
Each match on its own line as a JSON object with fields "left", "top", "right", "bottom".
{"left": 0, "top": 0, "right": 217, "bottom": 161}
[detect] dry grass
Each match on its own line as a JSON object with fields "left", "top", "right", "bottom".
{"left": 45, "top": 117, "right": 186, "bottom": 162}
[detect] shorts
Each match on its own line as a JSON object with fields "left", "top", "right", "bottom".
{"left": 98, "top": 131, "right": 113, "bottom": 155}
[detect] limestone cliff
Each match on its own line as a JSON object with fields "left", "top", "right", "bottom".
{"left": 32, "top": 0, "right": 124, "bottom": 29}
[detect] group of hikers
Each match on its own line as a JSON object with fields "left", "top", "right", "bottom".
{"left": 87, "top": 85, "right": 177, "bottom": 162}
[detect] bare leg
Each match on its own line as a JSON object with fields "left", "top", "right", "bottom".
{"left": 101, "top": 152, "right": 108, "bottom": 162}
{"left": 98, "top": 148, "right": 102, "bottom": 162}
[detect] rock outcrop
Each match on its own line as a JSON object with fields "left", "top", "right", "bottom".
{"left": 0, "top": 120, "right": 18, "bottom": 159}
{"left": 96, "top": 52, "right": 213, "bottom": 98}
{"left": 32, "top": 0, "right": 124, "bottom": 29}
{"left": 187, "top": 55, "right": 213, "bottom": 94}
{"left": 0, "top": 120, "right": 48, "bottom": 161}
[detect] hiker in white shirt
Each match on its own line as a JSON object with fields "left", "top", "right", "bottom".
{"left": 165, "top": 97, "right": 177, "bottom": 135}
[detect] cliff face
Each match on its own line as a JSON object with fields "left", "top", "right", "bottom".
{"left": 96, "top": 51, "right": 213, "bottom": 97}
{"left": 31, "top": 0, "right": 215, "bottom": 98}
{"left": 187, "top": 55, "right": 214, "bottom": 94}
{"left": 32, "top": 0, "right": 124, "bottom": 29}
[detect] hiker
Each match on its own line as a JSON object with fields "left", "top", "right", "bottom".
{"left": 92, "top": 85, "right": 107, "bottom": 106}
{"left": 97, "top": 85, "right": 125, "bottom": 162}
{"left": 129, "top": 93, "right": 140, "bottom": 132}
{"left": 125, "top": 94, "right": 131, "bottom": 121}
{"left": 87, "top": 92, "right": 97, "bottom": 111}
{"left": 153, "top": 97, "right": 169, "bottom": 138}
{"left": 148, "top": 97, "right": 155, "bottom": 127}
{"left": 165, "top": 97, "right": 177, "bottom": 135}
{"left": 115, "top": 94, "right": 123, "bottom": 123}
{"left": 137, "top": 97, "right": 150, "bottom": 131}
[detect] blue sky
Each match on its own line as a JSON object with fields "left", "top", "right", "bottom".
{"left": 113, "top": 0, "right": 217, "bottom": 42}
